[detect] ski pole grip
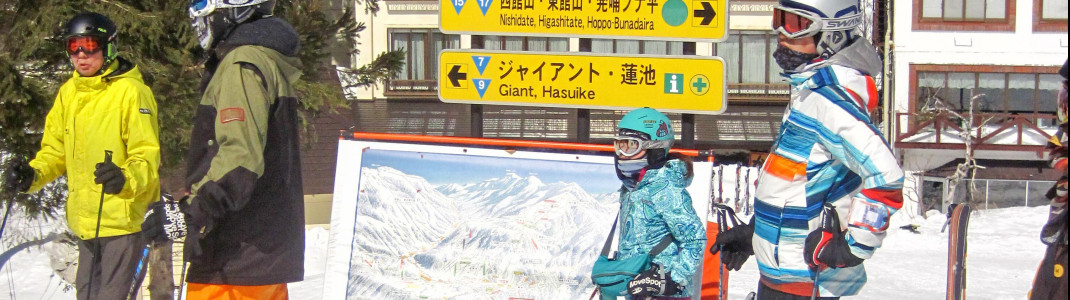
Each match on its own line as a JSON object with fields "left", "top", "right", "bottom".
{"left": 104, "top": 150, "right": 113, "bottom": 163}
{"left": 820, "top": 204, "right": 837, "bottom": 232}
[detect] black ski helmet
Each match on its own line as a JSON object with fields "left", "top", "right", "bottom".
{"left": 64, "top": 12, "right": 118, "bottom": 74}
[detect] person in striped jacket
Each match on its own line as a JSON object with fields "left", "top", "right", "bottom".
{"left": 710, "top": 0, "right": 904, "bottom": 298}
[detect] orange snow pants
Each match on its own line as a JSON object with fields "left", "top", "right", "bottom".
{"left": 185, "top": 282, "right": 288, "bottom": 300}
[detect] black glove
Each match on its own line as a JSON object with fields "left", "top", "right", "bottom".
{"left": 141, "top": 194, "right": 191, "bottom": 243}
{"left": 94, "top": 160, "right": 125, "bottom": 195}
{"left": 3, "top": 158, "right": 34, "bottom": 193}
{"left": 627, "top": 264, "right": 682, "bottom": 297}
{"left": 804, "top": 205, "right": 864, "bottom": 269}
{"left": 141, "top": 193, "right": 207, "bottom": 263}
{"left": 710, "top": 218, "right": 754, "bottom": 271}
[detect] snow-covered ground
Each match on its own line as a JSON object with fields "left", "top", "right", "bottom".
{"left": 0, "top": 205, "right": 1050, "bottom": 299}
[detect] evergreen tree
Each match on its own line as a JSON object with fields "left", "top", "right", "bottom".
{"left": 1, "top": 0, "right": 401, "bottom": 217}
{"left": 1, "top": 0, "right": 402, "bottom": 296}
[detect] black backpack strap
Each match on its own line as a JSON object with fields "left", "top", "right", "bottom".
{"left": 648, "top": 233, "right": 675, "bottom": 257}
{"left": 600, "top": 212, "right": 676, "bottom": 258}
{"left": 599, "top": 211, "right": 619, "bottom": 257}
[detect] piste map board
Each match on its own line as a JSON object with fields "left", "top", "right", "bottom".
{"left": 321, "top": 139, "right": 713, "bottom": 299}
{"left": 438, "top": 50, "right": 727, "bottom": 115}
{"left": 440, "top": 0, "right": 728, "bottom": 42}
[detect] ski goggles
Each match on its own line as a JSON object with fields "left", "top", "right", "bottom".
{"left": 773, "top": 6, "right": 862, "bottom": 39}
{"left": 613, "top": 136, "right": 671, "bottom": 157}
{"left": 190, "top": 0, "right": 252, "bottom": 18}
{"left": 66, "top": 36, "right": 102, "bottom": 56}
{"left": 190, "top": 0, "right": 271, "bottom": 17}
{"left": 189, "top": 0, "right": 213, "bottom": 17}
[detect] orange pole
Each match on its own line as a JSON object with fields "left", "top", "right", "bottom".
{"left": 349, "top": 132, "right": 704, "bottom": 157}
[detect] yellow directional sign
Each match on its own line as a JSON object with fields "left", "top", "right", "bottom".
{"left": 438, "top": 50, "right": 727, "bottom": 114}
{"left": 440, "top": 0, "right": 727, "bottom": 41}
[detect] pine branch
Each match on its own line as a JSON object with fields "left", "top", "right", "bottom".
{"left": 339, "top": 49, "right": 404, "bottom": 88}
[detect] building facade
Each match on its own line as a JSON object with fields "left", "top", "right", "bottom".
{"left": 890, "top": 0, "right": 1067, "bottom": 213}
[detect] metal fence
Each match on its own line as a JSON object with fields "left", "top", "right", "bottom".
{"left": 948, "top": 179, "right": 1056, "bottom": 210}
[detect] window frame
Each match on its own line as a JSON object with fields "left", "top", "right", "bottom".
{"left": 471, "top": 35, "right": 570, "bottom": 51}
{"left": 913, "top": 0, "right": 1016, "bottom": 31}
{"left": 386, "top": 28, "right": 459, "bottom": 97}
{"left": 578, "top": 39, "right": 695, "bottom": 55}
{"left": 908, "top": 64, "right": 1062, "bottom": 117}
{"left": 711, "top": 30, "right": 791, "bottom": 102}
{"left": 1033, "top": 0, "right": 1069, "bottom": 32}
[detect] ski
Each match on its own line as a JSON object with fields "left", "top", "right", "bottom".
{"left": 945, "top": 204, "right": 972, "bottom": 300}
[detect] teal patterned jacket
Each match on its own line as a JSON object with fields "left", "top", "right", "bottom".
{"left": 616, "top": 159, "right": 707, "bottom": 295}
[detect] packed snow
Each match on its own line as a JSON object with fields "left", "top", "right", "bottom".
{"left": 0, "top": 202, "right": 1050, "bottom": 299}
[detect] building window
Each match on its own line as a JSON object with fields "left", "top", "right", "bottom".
{"left": 712, "top": 31, "right": 789, "bottom": 101}
{"left": 589, "top": 109, "right": 682, "bottom": 140}
{"left": 387, "top": 29, "right": 459, "bottom": 95}
{"left": 473, "top": 36, "right": 569, "bottom": 51}
{"left": 921, "top": 0, "right": 1006, "bottom": 21}
{"left": 482, "top": 106, "right": 576, "bottom": 139}
{"left": 1034, "top": 0, "right": 1069, "bottom": 32}
{"left": 713, "top": 31, "right": 780, "bottom": 84}
{"left": 914, "top": 68, "right": 1063, "bottom": 124}
{"left": 1040, "top": 0, "right": 1069, "bottom": 20}
{"left": 583, "top": 39, "right": 695, "bottom": 55}
{"left": 913, "top": 0, "right": 1015, "bottom": 31}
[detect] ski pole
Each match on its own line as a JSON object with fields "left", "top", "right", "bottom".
{"left": 811, "top": 203, "right": 837, "bottom": 300}
{"left": 125, "top": 241, "right": 152, "bottom": 300}
{"left": 810, "top": 268, "right": 822, "bottom": 300}
{"left": 712, "top": 203, "right": 742, "bottom": 300}
{"left": 177, "top": 260, "right": 190, "bottom": 300}
{"left": 0, "top": 198, "right": 14, "bottom": 243}
{"left": 87, "top": 150, "right": 112, "bottom": 299}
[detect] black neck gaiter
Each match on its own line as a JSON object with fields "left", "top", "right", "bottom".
{"left": 773, "top": 44, "right": 820, "bottom": 72}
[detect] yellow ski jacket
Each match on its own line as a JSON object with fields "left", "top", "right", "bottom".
{"left": 28, "top": 58, "right": 161, "bottom": 240}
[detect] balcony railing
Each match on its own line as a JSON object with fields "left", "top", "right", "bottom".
{"left": 895, "top": 112, "right": 1058, "bottom": 154}
{"left": 385, "top": 79, "right": 438, "bottom": 97}
{"left": 726, "top": 83, "right": 790, "bottom": 102}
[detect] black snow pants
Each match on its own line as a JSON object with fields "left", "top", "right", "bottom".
{"left": 1031, "top": 243, "right": 1068, "bottom": 300}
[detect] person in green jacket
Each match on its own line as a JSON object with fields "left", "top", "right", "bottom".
{"left": 1, "top": 12, "right": 160, "bottom": 300}
{"left": 140, "top": 1, "right": 304, "bottom": 298}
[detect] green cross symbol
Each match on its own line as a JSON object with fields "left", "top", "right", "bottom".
{"left": 692, "top": 77, "right": 708, "bottom": 93}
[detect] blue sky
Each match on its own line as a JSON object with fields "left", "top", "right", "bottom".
{"left": 360, "top": 149, "right": 622, "bottom": 194}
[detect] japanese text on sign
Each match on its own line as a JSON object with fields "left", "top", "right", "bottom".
{"left": 441, "top": 0, "right": 727, "bottom": 41}
{"left": 439, "top": 50, "right": 727, "bottom": 114}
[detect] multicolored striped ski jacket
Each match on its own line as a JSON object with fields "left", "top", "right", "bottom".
{"left": 752, "top": 41, "right": 905, "bottom": 297}
{"left": 616, "top": 159, "right": 707, "bottom": 296}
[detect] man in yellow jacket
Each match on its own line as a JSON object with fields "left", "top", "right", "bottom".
{"left": 1, "top": 12, "right": 160, "bottom": 300}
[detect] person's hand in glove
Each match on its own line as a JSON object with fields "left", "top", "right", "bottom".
{"left": 627, "top": 264, "right": 681, "bottom": 297}
{"left": 141, "top": 194, "right": 191, "bottom": 243}
{"left": 804, "top": 205, "right": 864, "bottom": 269}
{"left": 94, "top": 160, "right": 125, "bottom": 195}
{"left": 141, "top": 193, "right": 208, "bottom": 263}
{"left": 710, "top": 216, "right": 754, "bottom": 271}
{"left": 2, "top": 157, "right": 34, "bottom": 193}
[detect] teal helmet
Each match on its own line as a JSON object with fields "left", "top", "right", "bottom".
{"left": 616, "top": 108, "right": 674, "bottom": 161}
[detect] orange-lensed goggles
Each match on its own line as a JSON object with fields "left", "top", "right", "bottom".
{"left": 772, "top": 7, "right": 820, "bottom": 38}
{"left": 67, "top": 36, "right": 103, "bottom": 56}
